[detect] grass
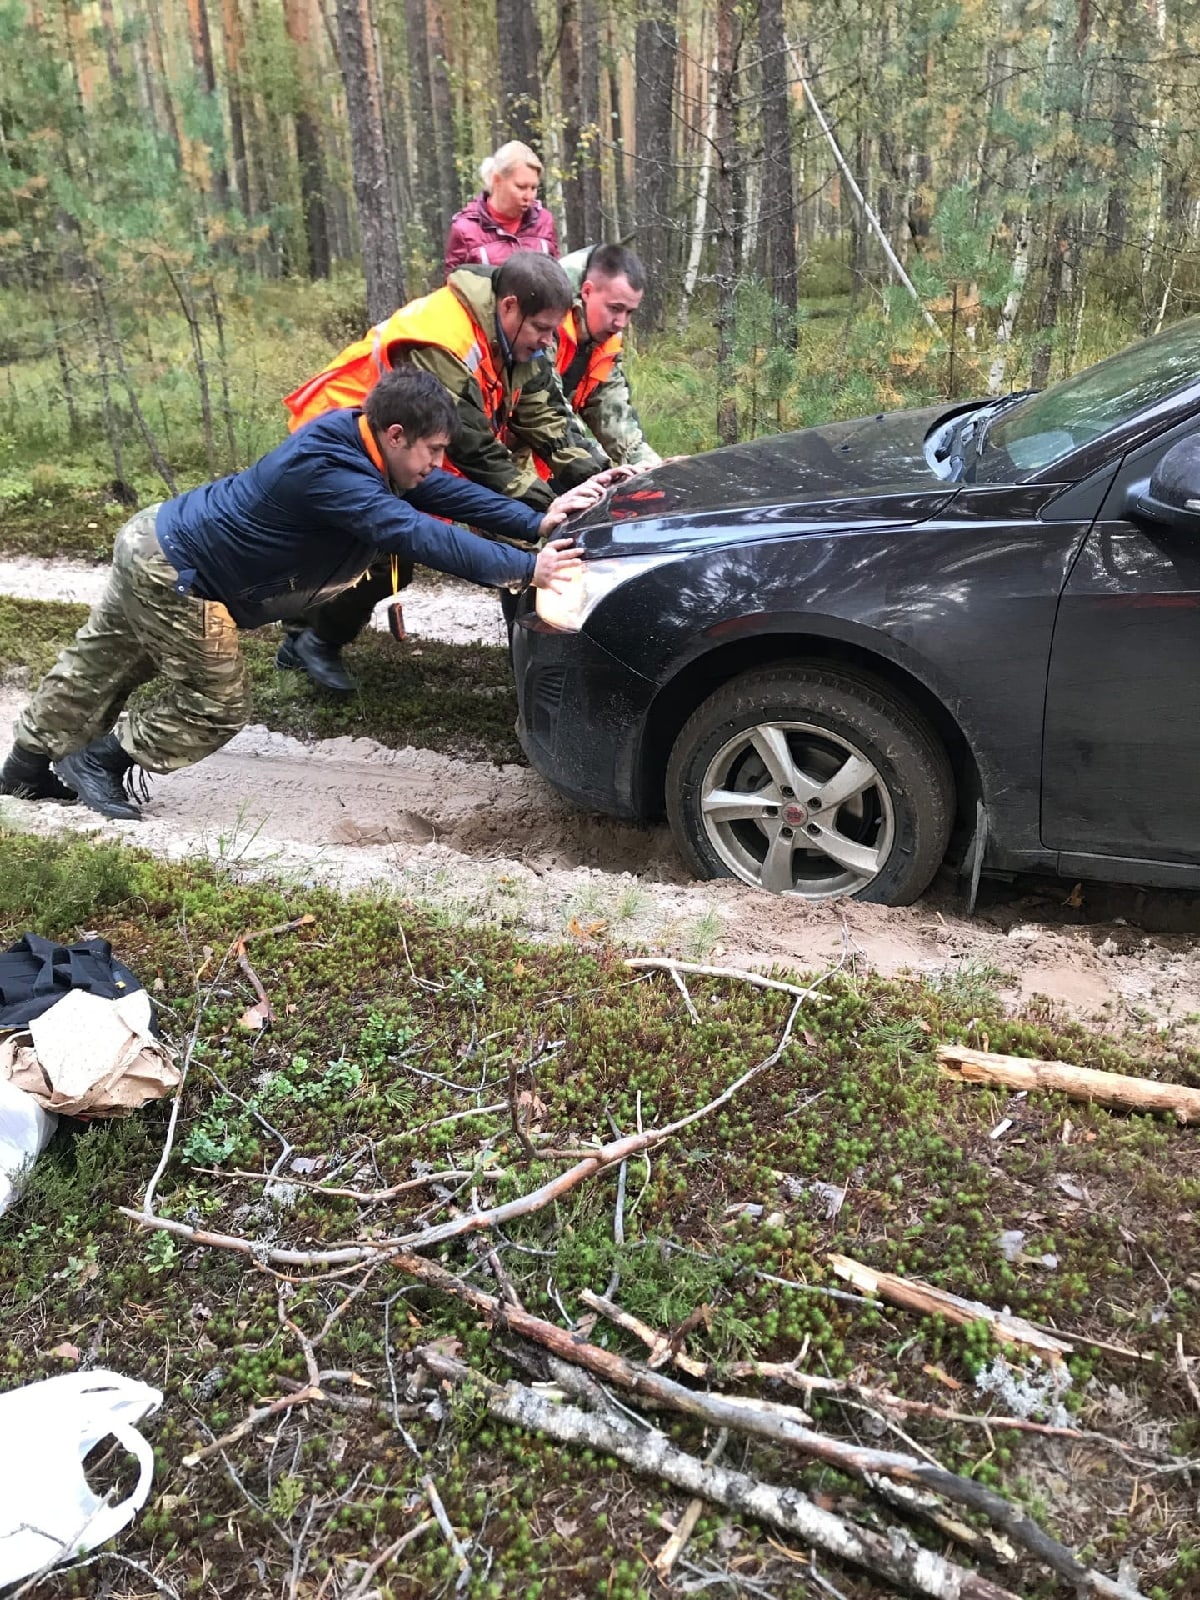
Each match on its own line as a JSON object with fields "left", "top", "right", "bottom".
{"left": 0, "top": 595, "right": 522, "bottom": 764}
{"left": 1, "top": 826, "right": 1198, "bottom": 1597}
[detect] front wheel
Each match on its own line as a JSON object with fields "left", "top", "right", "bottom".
{"left": 665, "top": 665, "right": 955, "bottom": 905}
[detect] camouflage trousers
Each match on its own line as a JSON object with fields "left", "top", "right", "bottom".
{"left": 15, "top": 506, "right": 250, "bottom": 774}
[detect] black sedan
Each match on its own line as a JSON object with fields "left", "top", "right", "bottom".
{"left": 513, "top": 317, "right": 1200, "bottom": 905}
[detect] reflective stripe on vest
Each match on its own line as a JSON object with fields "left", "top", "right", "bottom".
{"left": 282, "top": 288, "right": 514, "bottom": 442}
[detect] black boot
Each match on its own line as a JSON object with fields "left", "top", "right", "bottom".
{"left": 0, "top": 745, "right": 78, "bottom": 803}
{"left": 275, "top": 629, "right": 354, "bottom": 695}
{"left": 54, "top": 733, "right": 142, "bottom": 820}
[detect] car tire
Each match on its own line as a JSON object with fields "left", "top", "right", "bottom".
{"left": 665, "top": 664, "right": 954, "bottom": 905}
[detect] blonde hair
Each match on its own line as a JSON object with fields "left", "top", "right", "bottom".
{"left": 480, "top": 140, "right": 542, "bottom": 192}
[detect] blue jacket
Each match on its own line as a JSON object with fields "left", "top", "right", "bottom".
{"left": 155, "top": 408, "right": 543, "bottom": 629}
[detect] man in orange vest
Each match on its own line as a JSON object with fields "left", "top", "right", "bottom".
{"left": 279, "top": 253, "right": 610, "bottom": 691}
{"left": 551, "top": 244, "right": 662, "bottom": 472}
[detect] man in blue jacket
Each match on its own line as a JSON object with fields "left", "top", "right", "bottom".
{"left": 0, "top": 369, "right": 590, "bottom": 821}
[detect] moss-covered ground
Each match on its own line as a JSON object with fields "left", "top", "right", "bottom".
{"left": 0, "top": 596, "right": 521, "bottom": 764}
{"left": 1, "top": 828, "right": 1198, "bottom": 1598}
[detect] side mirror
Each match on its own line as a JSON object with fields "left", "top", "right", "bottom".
{"left": 1126, "top": 434, "right": 1200, "bottom": 534}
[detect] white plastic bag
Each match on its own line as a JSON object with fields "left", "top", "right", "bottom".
{"left": 0, "top": 1076, "right": 56, "bottom": 1217}
{"left": 0, "top": 1369, "right": 163, "bottom": 1585}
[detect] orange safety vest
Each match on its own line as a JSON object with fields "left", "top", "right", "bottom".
{"left": 282, "top": 288, "right": 517, "bottom": 443}
{"left": 533, "top": 311, "right": 623, "bottom": 479}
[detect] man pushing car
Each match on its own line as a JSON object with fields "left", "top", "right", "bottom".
{"left": 0, "top": 369, "right": 597, "bottom": 820}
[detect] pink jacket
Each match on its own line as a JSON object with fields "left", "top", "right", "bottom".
{"left": 443, "top": 193, "right": 560, "bottom": 278}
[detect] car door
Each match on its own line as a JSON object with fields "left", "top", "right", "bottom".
{"left": 1042, "top": 418, "right": 1200, "bottom": 863}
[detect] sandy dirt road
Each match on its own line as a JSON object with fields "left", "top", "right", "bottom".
{"left": 5, "top": 563, "right": 1200, "bottom": 1026}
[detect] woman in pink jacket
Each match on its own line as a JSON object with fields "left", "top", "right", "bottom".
{"left": 443, "top": 141, "right": 560, "bottom": 278}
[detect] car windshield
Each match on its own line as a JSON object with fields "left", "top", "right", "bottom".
{"left": 979, "top": 316, "right": 1200, "bottom": 481}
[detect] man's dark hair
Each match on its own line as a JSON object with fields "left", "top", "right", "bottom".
{"left": 584, "top": 244, "right": 646, "bottom": 293}
{"left": 365, "top": 367, "right": 459, "bottom": 443}
{"left": 494, "top": 251, "right": 574, "bottom": 316}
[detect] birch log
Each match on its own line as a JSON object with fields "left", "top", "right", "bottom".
{"left": 937, "top": 1044, "right": 1200, "bottom": 1124}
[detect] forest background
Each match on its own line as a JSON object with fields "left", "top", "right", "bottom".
{"left": 0, "top": 0, "right": 1197, "bottom": 505}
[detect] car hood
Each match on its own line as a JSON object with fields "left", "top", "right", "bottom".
{"left": 578, "top": 403, "right": 964, "bottom": 556}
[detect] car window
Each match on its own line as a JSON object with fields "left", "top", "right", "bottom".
{"left": 978, "top": 317, "right": 1200, "bottom": 481}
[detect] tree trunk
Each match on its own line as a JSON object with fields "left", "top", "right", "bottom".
{"left": 404, "top": 0, "right": 442, "bottom": 253}
{"left": 605, "top": 3, "right": 630, "bottom": 238}
{"left": 714, "top": 0, "right": 736, "bottom": 445}
{"left": 184, "top": 0, "right": 231, "bottom": 206}
{"left": 986, "top": 158, "right": 1039, "bottom": 395}
{"left": 426, "top": 0, "right": 459, "bottom": 254}
{"left": 677, "top": 49, "right": 717, "bottom": 333}
{"left": 759, "top": 0, "right": 797, "bottom": 345}
{"left": 1030, "top": 216, "right": 1065, "bottom": 389}
{"left": 560, "top": 0, "right": 584, "bottom": 249}
{"left": 220, "top": 0, "right": 252, "bottom": 215}
{"left": 334, "top": 0, "right": 405, "bottom": 319}
{"left": 634, "top": 0, "right": 677, "bottom": 329}
{"left": 579, "top": 0, "right": 603, "bottom": 244}
{"left": 283, "top": 0, "right": 330, "bottom": 273}
{"left": 144, "top": 0, "right": 184, "bottom": 156}
{"left": 96, "top": 0, "right": 125, "bottom": 96}
{"left": 495, "top": 0, "right": 542, "bottom": 148}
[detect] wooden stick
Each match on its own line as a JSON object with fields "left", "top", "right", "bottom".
{"left": 938, "top": 1044, "right": 1200, "bottom": 1125}
{"left": 342, "top": 1519, "right": 434, "bottom": 1600}
{"left": 419, "top": 1345, "right": 1023, "bottom": 1600}
{"left": 653, "top": 1430, "right": 727, "bottom": 1580}
{"left": 829, "top": 1254, "right": 1073, "bottom": 1362}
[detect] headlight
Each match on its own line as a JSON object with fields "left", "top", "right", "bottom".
{"left": 535, "top": 552, "right": 679, "bottom": 632}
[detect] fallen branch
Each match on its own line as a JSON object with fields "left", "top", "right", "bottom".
{"left": 937, "top": 1044, "right": 1200, "bottom": 1125}
{"left": 626, "top": 956, "right": 832, "bottom": 1001}
{"left": 184, "top": 1385, "right": 324, "bottom": 1467}
{"left": 419, "top": 1344, "right": 1022, "bottom": 1600}
{"left": 188, "top": 1165, "right": 502, "bottom": 1202}
{"left": 386, "top": 1253, "right": 1136, "bottom": 1596}
{"left": 120, "top": 992, "right": 807, "bottom": 1269}
{"left": 579, "top": 1289, "right": 1151, "bottom": 1452}
{"left": 829, "top": 1255, "right": 1073, "bottom": 1363}
{"left": 424, "top": 1475, "right": 471, "bottom": 1590}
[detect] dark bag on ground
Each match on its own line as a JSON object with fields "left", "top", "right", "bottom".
{"left": 0, "top": 934, "right": 147, "bottom": 1032}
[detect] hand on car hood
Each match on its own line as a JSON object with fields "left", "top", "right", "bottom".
{"left": 575, "top": 404, "right": 963, "bottom": 556}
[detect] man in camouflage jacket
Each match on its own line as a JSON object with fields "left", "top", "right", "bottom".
{"left": 553, "top": 243, "right": 661, "bottom": 472}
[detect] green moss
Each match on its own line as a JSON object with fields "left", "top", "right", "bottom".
{"left": 0, "top": 826, "right": 1195, "bottom": 1595}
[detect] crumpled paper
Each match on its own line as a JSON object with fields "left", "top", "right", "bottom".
{"left": 0, "top": 988, "right": 179, "bottom": 1117}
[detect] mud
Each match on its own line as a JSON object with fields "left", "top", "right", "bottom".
{"left": 5, "top": 563, "right": 1200, "bottom": 1027}
{"left": 4, "top": 692, "right": 1200, "bottom": 1027}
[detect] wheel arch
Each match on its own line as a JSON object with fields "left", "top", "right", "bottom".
{"left": 634, "top": 629, "right": 983, "bottom": 835}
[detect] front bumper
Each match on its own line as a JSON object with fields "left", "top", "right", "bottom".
{"left": 512, "top": 605, "right": 657, "bottom": 818}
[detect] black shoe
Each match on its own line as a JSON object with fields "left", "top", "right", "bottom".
{"left": 0, "top": 745, "right": 78, "bottom": 803}
{"left": 275, "top": 630, "right": 354, "bottom": 695}
{"left": 54, "top": 733, "right": 141, "bottom": 820}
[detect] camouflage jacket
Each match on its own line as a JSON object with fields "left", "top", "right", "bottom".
{"left": 404, "top": 268, "right": 605, "bottom": 513}
{"left": 556, "top": 250, "right": 661, "bottom": 470}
